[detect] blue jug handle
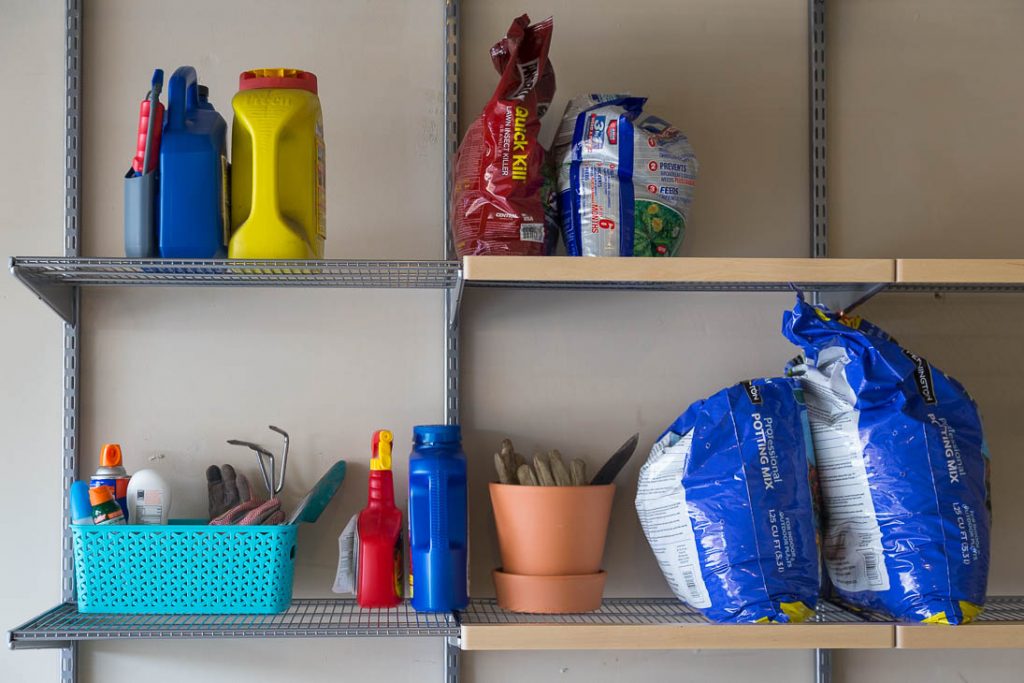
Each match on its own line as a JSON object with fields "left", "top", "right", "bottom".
{"left": 166, "top": 66, "right": 199, "bottom": 130}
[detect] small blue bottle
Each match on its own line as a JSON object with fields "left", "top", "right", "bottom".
{"left": 408, "top": 425, "right": 468, "bottom": 612}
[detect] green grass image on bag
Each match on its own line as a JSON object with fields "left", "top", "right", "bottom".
{"left": 633, "top": 200, "right": 685, "bottom": 256}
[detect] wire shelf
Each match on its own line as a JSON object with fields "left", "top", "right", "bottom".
{"left": 466, "top": 280, "right": 874, "bottom": 292}
{"left": 894, "top": 597, "right": 1024, "bottom": 649}
{"left": 888, "top": 283, "right": 1024, "bottom": 294}
{"left": 969, "top": 596, "right": 1024, "bottom": 622}
{"left": 11, "top": 257, "right": 462, "bottom": 288}
{"left": 476, "top": 281, "right": 1024, "bottom": 293}
{"left": 456, "top": 598, "right": 899, "bottom": 650}
{"left": 12, "top": 257, "right": 1024, "bottom": 326}
{"left": 9, "top": 599, "right": 458, "bottom": 648}
{"left": 14, "top": 597, "right": 1023, "bottom": 650}
{"left": 458, "top": 598, "right": 879, "bottom": 625}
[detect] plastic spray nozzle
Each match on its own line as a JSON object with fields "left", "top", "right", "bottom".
{"left": 89, "top": 486, "right": 115, "bottom": 505}
{"left": 371, "top": 430, "right": 393, "bottom": 471}
{"left": 100, "top": 443, "right": 123, "bottom": 467}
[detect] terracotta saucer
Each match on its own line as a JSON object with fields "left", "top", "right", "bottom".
{"left": 493, "top": 568, "right": 607, "bottom": 614}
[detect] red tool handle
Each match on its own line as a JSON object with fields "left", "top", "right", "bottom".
{"left": 131, "top": 99, "right": 164, "bottom": 174}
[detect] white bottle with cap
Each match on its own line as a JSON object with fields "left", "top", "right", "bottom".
{"left": 126, "top": 469, "right": 172, "bottom": 525}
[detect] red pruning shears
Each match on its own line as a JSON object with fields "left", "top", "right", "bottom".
{"left": 131, "top": 69, "right": 164, "bottom": 176}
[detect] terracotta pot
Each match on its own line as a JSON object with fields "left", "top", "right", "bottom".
{"left": 493, "top": 569, "right": 607, "bottom": 614}
{"left": 489, "top": 482, "right": 615, "bottom": 576}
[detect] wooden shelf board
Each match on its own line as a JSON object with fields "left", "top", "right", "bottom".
{"left": 463, "top": 256, "right": 896, "bottom": 285}
{"left": 459, "top": 623, "right": 895, "bottom": 651}
{"left": 896, "top": 259, "right": 1024, "bottom": 284}
{"left": 896, "top": 623, "right": 1024, "bottom": 649}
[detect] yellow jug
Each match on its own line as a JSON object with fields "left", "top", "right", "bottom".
{"left": 229, "top": 69, "right": 325, "bottom": 259}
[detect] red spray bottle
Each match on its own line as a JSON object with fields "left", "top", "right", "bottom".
{"left": 356, "top": 429, "right": 403, "bottom": 608}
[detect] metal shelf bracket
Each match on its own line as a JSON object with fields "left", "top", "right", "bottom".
{"left": 446, "top": 270, "right": 464, "bottom": 330}
{"left": 817, "top": 283, "right": 888, "bottom": 316}
{"left": 11, "top": 261, "right": 76, "bottom": 325}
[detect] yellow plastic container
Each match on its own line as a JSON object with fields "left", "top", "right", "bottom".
{"left": 229, "top": 69, "right": 325, "bottom": 259}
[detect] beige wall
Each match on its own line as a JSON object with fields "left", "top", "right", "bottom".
{"left": 1, "top": 0, "right": 1023, "bottom": 681}
{"left": 0, "top": 2, "right": 65, "bottom": 681}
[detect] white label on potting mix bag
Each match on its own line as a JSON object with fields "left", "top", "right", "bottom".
{"left": 636, "top": 431, "right": 711, "bottom": 608}
{"left": 798, "top": 353, "right": 890, "bottom": 593}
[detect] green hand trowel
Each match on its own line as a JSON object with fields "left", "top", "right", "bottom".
{"left": 287, "top": 460, "right": 347, "bottom": 525}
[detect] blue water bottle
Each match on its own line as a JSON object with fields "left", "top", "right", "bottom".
{"left": 158, "top": 66, "right": 228, "bottom": 258}
{"left": 408, "top": 424, "right": 468, "bottom": 612}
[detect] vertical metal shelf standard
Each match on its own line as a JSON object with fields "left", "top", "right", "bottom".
{"left": 442, "top": 4, "right": 462, "bottom": 682}
{"left": 60, "top": 2, "right": 82, "bottom": 682}
{"left": 808, "top": 2, "right": 831, "bottom": 682}
{"left": 810, "top": 0, "right": 827, "bottom": 261}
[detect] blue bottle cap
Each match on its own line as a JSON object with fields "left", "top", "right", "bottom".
{"left": 413, "top": 424, "right": 461, "bottom": 445}
{"left": 70, "top": 480, "right": 93, "bottom": 523}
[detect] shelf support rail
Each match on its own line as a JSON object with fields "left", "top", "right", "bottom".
{"left": 443, "top": 0, "right": 461, "bottom": 428}
{"left": 808, "top": 2, "right": 832, "bottom": 682}
{"left": 815, "top": 647, "right": 831, "bottom": 683}
{"left": 444, "top": 636, "right": 461, "bottom": 683}
{"left": 809, "top": 0, "right": 827, "bottom": 260}
{"left": 60, "top": 1, "right": 83, "bottom": 682}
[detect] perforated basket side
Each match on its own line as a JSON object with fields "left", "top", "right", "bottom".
{"left": 72, "top": 523, "right": 296, "bottom": 614}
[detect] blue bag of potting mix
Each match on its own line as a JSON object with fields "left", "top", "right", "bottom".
{"left": 782, "top": 295, "right": 990, "bottom": 624}
{"left": 636, "top": 377, "right": 821, "bottom": 623}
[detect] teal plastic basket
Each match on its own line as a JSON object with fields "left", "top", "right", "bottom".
{"left": 71, "top": 520, "right": 297, "bottom": 614}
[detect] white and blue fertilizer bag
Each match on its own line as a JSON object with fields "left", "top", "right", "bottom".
{"left": 636, "top": 378, "right": 821, "bottom": 623}
{"left": 553, "top": 95, "right": 698, "bottom": 257}
{"left": 782, "top": 295, "right": 990, "bottom": 624}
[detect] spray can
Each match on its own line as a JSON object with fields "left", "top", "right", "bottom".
{"left": 90, "top": 444, "right": 130, "bottom": 521}
{"left": 356, "top": 430, "right": 403, "bottom": 608}
{"left": 89, "top": 487, "right": 126, "bottom": 525}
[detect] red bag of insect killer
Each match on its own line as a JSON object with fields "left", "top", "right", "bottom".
{"left": 450, "top": 15, "right": 556, "bottom": 256}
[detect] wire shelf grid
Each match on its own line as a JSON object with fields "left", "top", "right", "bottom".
{"left": 969, "top": 596, "right": 1024, "bottom": 622}
{"left": 11, "top": 257, "right": 462, "bottom": 289}
{"left": 888, "top": 283, "right": 1024, "bottom": 294}
{"left": 13, "top": 597, "right": 1024, "bottom": 648}
{"left": 466, "top": 280, "right": 877, "bottom": 293}
{"left": 458, "top": 597, "right": 884, "bottom": 625}
{"left": 13, "top": 257, "right": 1024, "bottom": 294}
{"left": 10, "top": 599, "right": 458, "bottom": 645}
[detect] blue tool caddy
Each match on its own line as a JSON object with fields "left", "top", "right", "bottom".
{"left": 71, "top": 520, "right": 296, "bottom": 614}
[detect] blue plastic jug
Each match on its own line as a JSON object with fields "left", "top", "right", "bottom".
{"left": 158, "top": 67, "right": 227, "bottom": 258}
{"left": 408, "top": 424, "right": 468, "bottom": 612}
